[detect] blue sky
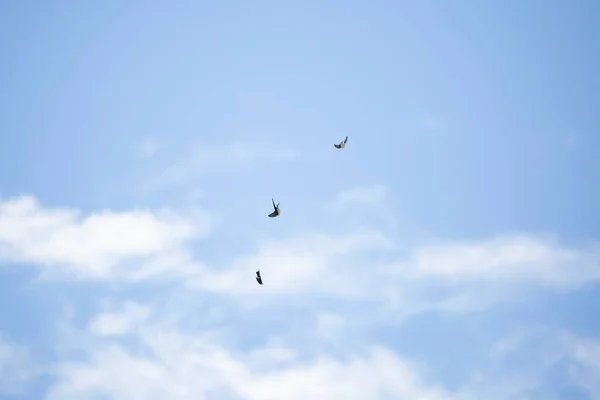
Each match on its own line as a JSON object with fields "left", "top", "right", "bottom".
{"left": 0, "top": 1, "right": 599, "bottom": 399}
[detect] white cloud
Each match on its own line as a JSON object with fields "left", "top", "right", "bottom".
{"left": 395, "top": 234, "right": 600, "bottom": 288}
{"left": 316, "top": 313, "right": 345, "bottom": 343}
{"left": 46, "top": 307, "right": 457, "bottom": 400}
{"left": 334, "top": 185, "right": 387, "bottom": 209}
{"left": 572, "top": 338, "right": 600, "bottom": 369}
{"left": 189, "top": 230, "right": 395, "bottom": 298}
{"left": 0, "top": 195, "right": 213, "bottom": 281}
{"left": 3, "top": 192, "right": 600, "bottom": 400}
{"left": 0, "top": 334, "right": 36, "bottom": 395}
{"left": 186, "top": 229, "right": 600, "bottom": 317}
{"left": 488, "top": 331, "right": 527, "bottom": 359}
{"left": 42, "top": 281, "right": 600, "bottom": 400}
{"left": 2, "top": 194, "right": 598, "bottom": 307}
{"left": 1, "top": 192, "right": 598, "bottom": 399}
{"left": 569, "top": 337, "right": 600, "bottom": 397}
{"left": 89, "top": 301, "right": 151, "bottom": 336}
{"left": 247, "top": 337, "right": 298, "bottom": 367}
{"left": 457, "top": 329, "right": 600, "bottom": 400}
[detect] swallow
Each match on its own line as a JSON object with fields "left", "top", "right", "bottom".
{"left": 334, "top": 136, "right": 348, "bottom": 149}
{"left": 256, "top": 270, "right": 263, "bottom": 285}
{"left": 268, "top": 198, "right": 280, "bottom": 218}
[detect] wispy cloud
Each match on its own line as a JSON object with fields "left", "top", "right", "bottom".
{"left": 138, "top": 138, "right": 159, "bottom": 158}
{"left": 45, "top": 300, "right": 458, "bottom": 400}
{"left": 0, "top": 334, "right": 37, "bottom": 396}
{"left": 569, "top": 337, "right": 600, "bottom": 396}
{"left": 189, "top": 229, "right": 600, "bottom": 313}
{"left": 88, "top": 301, "right": 151, "bottom": 337}
{"left": 396, "top": 234, "right": 600, "bottom": 288}
{"left": 333, "top": 184, "right": 387, "bottom": 209}
{"left": 455, "top": 328, "right": 600, "bottom": 400}
{"left": 146, "top": 141, "right": 297, "bottom": 192}
{"left": 190, "top": 230, "right": 395, "bottom": 298}
{"left": 1, "top": 194, "right": 599, "bottom": 400}
{"left": 3, "top": 195, "right": 598, "bottom": 308}
{"left": 316, "top": 313, "right": 346, "bottom": 343}
{"left": 43, "top": 290, "right": 600, "bottom": 400}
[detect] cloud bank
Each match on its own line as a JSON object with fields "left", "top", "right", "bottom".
{"left": 0, "top": 186, "right": 599, "bottom": 399}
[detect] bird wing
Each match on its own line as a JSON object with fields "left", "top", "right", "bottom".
{"left": 272, "top": 198, "right": 277, "bottom": 209}
{"left": 268, "top": 210, "right": 278, "bottom": 217}
{"left": 334, "top": 143, "right": 341, "bottom": 149}
{"left": 256, "top": 276, "right": 263, "bottom": 285}
{"left": 344, "top": 136, "right": 348, "bottom": 144}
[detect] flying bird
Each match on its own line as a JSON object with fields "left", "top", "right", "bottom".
{"left": 268, "top": 198, "right": 280, "bottom": 218}
{"left": 255, "top": 270, "right": 263, "bottom": 285}
{"left": 334, "top": 136, "right": 348, "bottom": 149}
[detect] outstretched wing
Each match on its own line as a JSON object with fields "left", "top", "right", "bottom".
{"left": 272, "top": 198, "right": 277, "bottom": 209}
{"left": 334, "top": 143, "right": 341, "bottom": 149}
{"left": 268, "top": 210, "right": 278, "bottom": 217}
{"left": 344, "top": 136, "right": 348, "bottom": 144}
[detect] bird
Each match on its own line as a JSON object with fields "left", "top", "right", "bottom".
{"left": 334, "top": 136, "right": 348, "bottom": 149}
{"left": 268, "top": 198, "right": 280, "bottom": 218}
{"left": 255, "top": 270, "right": 263, "bottom": 285}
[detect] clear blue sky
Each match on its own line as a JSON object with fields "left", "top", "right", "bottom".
{"left": 0, "top": 1, "right": 599, "bottom": 399}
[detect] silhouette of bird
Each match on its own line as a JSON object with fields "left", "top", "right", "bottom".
{"left": 255, "top": 270, "right": 263, "bottom": 285}
{"left": 334, "top": 136, "right": 348, "bottom": 149}
{"left": 268, "top": 198, "right": 280, "bottom": 218}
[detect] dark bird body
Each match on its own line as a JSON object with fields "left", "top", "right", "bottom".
{"left": 268, "top": 198, "right": 280, "bottom": 218}
{"left": 334, "top": 136, "right": 348, "bottom": 149}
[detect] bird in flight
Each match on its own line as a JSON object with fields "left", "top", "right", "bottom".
{"left": 334, "top": 136, "right": 348, "bottom": 149}
{"left": 255, "top": 270, "right": 263, "bottom": 285}
{"left": 268, "top": 198, "right": 280, "bottom": 218}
